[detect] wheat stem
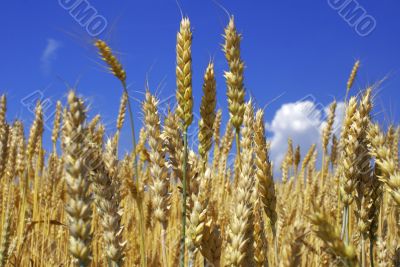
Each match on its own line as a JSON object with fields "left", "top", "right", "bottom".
{"left": 123, "top": 83, "right": 147, "bottom": 267}
{"left": 235, "top": 130, "right": 241, "bottom": 178}
{"left": 180, "top": 129, "right": 188, "bottom": 267}
{"left": 370, "top": 238, "right": 375, "bottom": 267}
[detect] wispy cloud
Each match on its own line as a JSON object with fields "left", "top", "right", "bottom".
{"left": 41, "top": 38, "right": 62, "bottom": 76}
{"left": 266, "top": 100, "right": 345, "bottom": 179}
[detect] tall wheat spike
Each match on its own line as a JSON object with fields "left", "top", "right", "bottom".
{"left": 199, "top": 62, "right": 217, "bottom": 162}
{"left": 223, "top": 16, "right": 246, "bottom": 172}
{"left": 223, "top": 17, "right": 245, "bottom": 130}
{"left": 345, "top": 60, "right": 360, "bottom": 101}
{"left": 143, "top": 91, "right": 170, "bottom": 266}
{"left": 254, "top": 109, "right": 277, "bottom": 231}
{"left": 225, "top": 102, "right": 255, "bottom": 266}
{"left": 64, "top": 91, "right": 92, "bottom": 266}
{"left": 176, "top": 17, "right": 194, "bottom": 266}
{"left": 0, "top": 95, "right": 8, "bottom": 179}
{"left": 176, "top": 17, "right": 194, "bottom": 130}
{"left": 310, "top": 212, "right": 359, "bottom": 267}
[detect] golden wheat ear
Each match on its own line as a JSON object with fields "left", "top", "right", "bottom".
{"left": 0, "top": 95, "right": 8, "bottom": 179}
{"left": 176, "top": 17, "right": 194, "bottom": 130}
{"left": 310, "top": 212, "right": 359, "bottom": 266}
{"left": 199, "top": 62, "right": 217, "bottom": 162}
{"left": 223, "top": 17, "right": 245, "bottom": 131}
{"left": 347, "top": 60, "right": 360, "bottom": 93}
{"left": 64, "top": 90, "right": 92, "bottom": 266}
{"left": 95, "top": 39, "right": 127, "bottom": 85}
{"left": 225, "top": 102, "right": 255, "bottom": 266}
{"left": 0, "top": 95, "right": 6, "bottom": 125}
{"left": 116, "top": 91, "right": 128, "bottom": 132}
{"left": 254, "top": 109, "right": 276, "bottom": 232}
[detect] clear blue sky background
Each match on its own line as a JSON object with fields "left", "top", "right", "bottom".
{"left": 1, "top": 1, "right": 399, "bottom": 152}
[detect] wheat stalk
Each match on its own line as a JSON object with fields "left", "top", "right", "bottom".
{"left": 95, "top": 39, "right": 146, "bottom": 267}
{"left": 176, "top": 17, "right": 194, "bottom": 266}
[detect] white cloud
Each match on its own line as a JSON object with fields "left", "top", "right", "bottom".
{"left": 266, "top": 100, "right": 345, "bottom": 178}
{"left": 41, "top": 39, "right": 62, "bottom": 75}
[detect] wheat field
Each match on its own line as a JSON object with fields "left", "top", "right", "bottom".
{"left": 0, "top": 16, "right": 399, "bottom": 267}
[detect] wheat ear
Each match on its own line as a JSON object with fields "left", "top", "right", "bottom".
{"left": 223, "top": 16, "right": 245, "bottom": 131}
{"left": 95, "top": 40, "right": 126, "bottom": 84}
{"left": 321, "top": 101, "right": 337, "bottom": 179}
{"left": 225, "top": 102, "right": 255, "bottom": 266}
{"left": 279, "top": 222, "right": 305, "bottom": 267}
{"left": 88, "top": 134, "right": 126, "bottom": 265}
{"left": 187, "top": 168, "right": 211, "bottom": 264}
{"left": 330, "top": 134, "right": 338, "bottom": 168}
{"left": 253, "top": 197, "right": 268, "bottom": 267}
{"left": 294, "top": 145, "right": 301, "bottom": 175}
{"left": 51, "top": 101, "right": 62, "bottom": 152}
{"left": 0, "top": 95, "right": 5, "bottom": 125}
{"left": 254, "top": 109, "right": 277, "bottom": 231}
{"left": 345, "top": 60, "right": 360, "bottom": 101}
{"left": 26, "top": 102, "right": 43, "bottom": 160}
{"left": 368, "top": 123, "right": 400, "bottom": 206}
{"left": 176, "top": 17, "right": 194, "bottom": 130}
{"left": 116, "top": 91, "right": 128, "bottom": 132}
{"left": 143, "top": 91, "right": 170, "bottom": 266}
{"left": 310, "top": 212, "right": 359, "bottom": 267}
{"left": 64, "top": 91, "right": 92, "bottom": 266}
{"left": 199, "top": 62, "right": 217, "bottom": 162}
{"left": 224, "top": 16, "right": 246, "bottom": 171}
{"left": 0, "top": 183, "right": 14, "bottom": 267}
{"left": 339, "top": 97, "right": 358, "bottom": 243}
{"left": 351, "top": 89, "right": 373, "bottom": 267}
{"left": 0, "top": 125, "right": 18, "bottom": 267}
{"left": 0, "top": 95, "right": 7, "bottom": 179}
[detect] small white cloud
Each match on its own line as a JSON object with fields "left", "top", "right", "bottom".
{"left": 41, "top": 39, "right": 62, "bottom": 75}
{"left": 266, "top": 100, "right": 345, "bottom": 178}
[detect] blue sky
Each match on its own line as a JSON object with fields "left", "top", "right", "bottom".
{"left": 1, "top": 1, "right": 399, "bottom": 167}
